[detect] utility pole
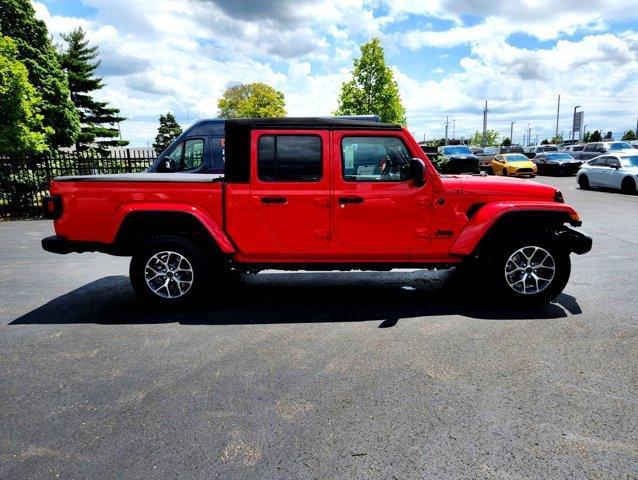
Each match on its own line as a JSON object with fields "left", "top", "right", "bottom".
{"left": 523, "top": 134, "right": 526, "bottom": 146}
{"left": 555, "top": 94, "right": 560, "bottom": 139}
{"left": 444, "top": 117, "right": 449, "bottom": 145}
{"left": 482, "top": 101, "right": 488, "bottom": 147}
{"left": 635, "top": 116, "right": 637, "bottom": 139}
{"left": 510, "top": 121, "right": 515, "bottom": 145}
{"left": 535, "top": 133, "right": 538, "bottom": 145}
{"left": 452, "top": 119, "right": 456, "bottom": 141}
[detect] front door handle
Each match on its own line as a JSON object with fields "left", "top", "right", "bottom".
{"left": 261, "top": 196, "right": 287, "bottom": 204}
{"left": 338, "top": 196, "right": 364, "bottom": 204}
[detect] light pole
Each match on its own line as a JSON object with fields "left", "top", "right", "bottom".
{"left": 572, "top": 106, "right": 581, "bottom": 141}
{"left": 444, "top": 117, "right": 449, "bottom": 145}
{"left": 510, "top": 121, "right": 515, "bottom": 145}
{"left": 527, "top": 123, "right": 531, "bottom": 147}
{"left": 582, "top": 124, "right": 588, "bottom": 142}
{"left": 452, "top": 119, "right": 455, "bottom": 141}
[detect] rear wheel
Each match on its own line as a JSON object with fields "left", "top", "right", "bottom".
{"left": 130, "top": 236, "right": 209, "bottom": 305}
{"left": 578, "top": 174, "right": 590, "bottom": 190}
{"left": 502, "top": 168, "right": 508, "bottom": 176}
{"left": 621, "top": 177, "right": 636, "bottom": 195}
{"left": 482, "top": 233, "right": 571, "bottom": 306}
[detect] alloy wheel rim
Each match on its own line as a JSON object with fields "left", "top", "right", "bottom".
{"left": 144, "top": 251, "right": 194, "bottom": 299}
{"left": 504, "top": 246, "right": 556, "bottom": 295}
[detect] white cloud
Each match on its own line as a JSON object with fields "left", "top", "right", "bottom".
{"left": 33, "top": 0, "right": 638, "bottom": 146}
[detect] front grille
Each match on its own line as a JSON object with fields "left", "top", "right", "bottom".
{"left": 517, "top": 168, "right": 533, "bottom": 173}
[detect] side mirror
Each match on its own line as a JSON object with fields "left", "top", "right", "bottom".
{"left": 409, "top": 158, "right": 425, "bottom": 187}
{"left": 611, "top": 164, "right": 621, "bottom": 169}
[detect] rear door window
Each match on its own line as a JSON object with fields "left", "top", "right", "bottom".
{"left": 257, "top": 135, "right": 322, "bottom": 182}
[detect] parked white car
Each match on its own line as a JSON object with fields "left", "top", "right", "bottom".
{"left": 577, "top": 152, "right": 638, "bottom": 194}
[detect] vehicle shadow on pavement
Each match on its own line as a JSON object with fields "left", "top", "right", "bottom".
{"left": 10, "top": 269, "right": 582, "bottom": 327}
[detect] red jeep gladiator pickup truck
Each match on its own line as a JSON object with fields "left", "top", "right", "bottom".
{"left": 42, "top": 118, "right": 591, "bottom": 306}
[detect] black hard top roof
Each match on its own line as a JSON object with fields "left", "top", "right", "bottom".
{"left": 225, "top": 117, "right": 402, "bottom": 130}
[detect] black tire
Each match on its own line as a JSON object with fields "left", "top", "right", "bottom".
{"left": 621, "top": 177, "right": 637, "bottom": 195}
{"left": 502, "top": 168, "right": 508, "bottom": 176}
{"left": 482, "top": 233, "right": 571, "bottom": 307}
{"left": 578, "top": 174, "right": 590, "bottom": 190}
{"left": 130, "top": 235, "right": 210, "bottom": 305}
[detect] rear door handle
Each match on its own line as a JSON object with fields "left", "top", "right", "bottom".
{"left": 261, "top": 196, "right": 287, "bottom": 204}
{"left": 338, "top": 196, "right": 364, "bottom": 204}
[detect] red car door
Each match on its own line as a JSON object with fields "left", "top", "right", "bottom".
{"left": 245, "top": 129, "right": 331, "bottom": 257}
{"left": 331, "top": 130, "right": 433, "bottom": 259}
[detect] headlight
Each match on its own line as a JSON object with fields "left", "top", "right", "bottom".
{"left": 554, "top": 190, "right": 564, "bottom": 203}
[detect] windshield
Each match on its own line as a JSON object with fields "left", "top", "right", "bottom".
{"left": 545, "top": 153, "right": 574, "bottom": 162}
{"left": 505, "top": 154, "right": 529, "bottom": 162}
{"left": 442, "top": 146, "right": 472, "bottom": 155}
{"left": 609, "top": 142, "right": 632, "bottom": 151}
{"left": 540, "top": 146, "right": 559, "bottom": 152}
{"left": 620, "top": 156, "right": 638, "bottom": 168}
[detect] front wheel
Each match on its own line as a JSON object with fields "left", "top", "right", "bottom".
{"left": 578, "top": 174, "right": 590, "bottom": 190}
{"left": 130, "top": 236, "right": 209, "bottom": 305}
{"left": 484, "top": 234, "right": 571, "bottom": 306}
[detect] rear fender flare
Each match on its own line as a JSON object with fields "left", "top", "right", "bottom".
{"left": 450, "top": 201, "right": 579, "bottom": 256}
{"left": 106, "top": 203, "right": 235, "bottom": 254}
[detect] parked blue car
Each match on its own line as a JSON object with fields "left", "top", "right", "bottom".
{"left": 148, "top": 119, "right": 226, "bottom": 174}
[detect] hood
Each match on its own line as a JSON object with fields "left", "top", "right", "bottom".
{"left": 450, "top": 175, "right": 558, "bottom": 200}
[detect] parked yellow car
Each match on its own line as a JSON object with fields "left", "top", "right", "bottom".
{"left": 491, "top": 153, "right": 537, "bottom": 177}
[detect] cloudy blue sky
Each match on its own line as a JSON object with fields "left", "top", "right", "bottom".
{"left": 36, "top": 0, "right": 638, "bottom": 146}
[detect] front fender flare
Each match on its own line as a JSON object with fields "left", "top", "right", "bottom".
{"left": 450, "top": 201, "right": 580, "bottom": 256}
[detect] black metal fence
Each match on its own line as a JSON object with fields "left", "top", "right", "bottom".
{"left": 0, "top": 150, "right": 155, "bottom": 218}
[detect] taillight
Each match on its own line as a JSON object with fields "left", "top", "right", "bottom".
{"left": 42, "top": 195, "right": 62, "bottom": 219}
{"left": 554, "top": 190, "right": 564, "bottom": 203}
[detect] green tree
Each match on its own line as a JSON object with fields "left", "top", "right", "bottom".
{"left": 153, "top": 112, "right": 182, "bottom": 154}
{"left": 469, "top": 129, "right": 499, "bottom": 146}
{"left": 622, "top": 130, "right": 636, "bottom": 141}
{"left": 589, "top": 130, "right": 602, "bottom": 142}
{"left": 541, "top": 139, "right": 549, "bottom": 145}
{"left": 502, "top": 137, "right": 511, "bottom": 146}
{"left": 217, "top": 82, "right": 285, "bottom": 118}
{"left": 58, "top": 28, "right": 127, "bottom": 153}
{"left": 551, "top": 134, "right": 563, "bottom": 144}
{"left": 0, "top": 36, "right": 51, "bottom": 154}
{"left": 335, "top": 38, "right": 406, "bottom": 125}
{"left": 0, "top": 0, "right": 80, "bottom": 148}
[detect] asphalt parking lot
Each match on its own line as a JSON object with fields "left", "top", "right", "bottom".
{"left": 1, "top": 175, "right": 637, "bottom": 479}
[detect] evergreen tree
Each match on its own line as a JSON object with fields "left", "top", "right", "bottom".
{"left": 153, "top": 112, "right": 182, "bottom": 154}
{"left": 622, "top": 130, "right": 636, "bottom": 141}
{"left": 335, "top": 38, "right": 406, "bottom": 125}
{"left": 59, "top": 27, "right": 127, "bottom": 153}
{"left": 218, "top": 82, "right": 286, "bottom": 118}
{"left": 590, "top": 130, "right": 602, "bottom": 142}
{"left": 0, "top": 36, "right": 51, "bottom": 154}
{"left": 502, "top": 137, "right": 511, "bottom": 146}
{"left": 0, "top": 0, "right": 80, "bottom": 148}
